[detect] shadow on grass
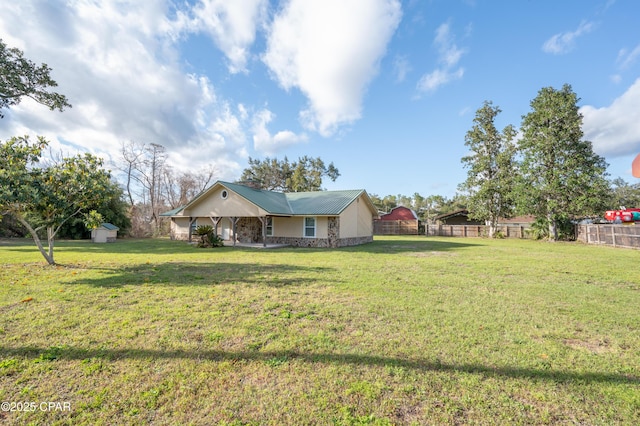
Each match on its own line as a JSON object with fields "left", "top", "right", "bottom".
{"left": 2, "top": 237, "right": 481, "bottom": 257}
{"left": 0, "top": 238, "right": 195, "bottom": 255}
{"left": 1, "top": 345, "right": 636, "bottom": 386}
{"left": 65, "top": 262, "right": 333, "bottom": 287}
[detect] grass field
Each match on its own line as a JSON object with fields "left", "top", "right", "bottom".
{"left": 0, "top": 236, "right": 638, "bottom": 425}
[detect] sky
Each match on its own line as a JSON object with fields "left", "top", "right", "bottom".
{"left": 1, "top": 0, "right": 639, "bottom": 199}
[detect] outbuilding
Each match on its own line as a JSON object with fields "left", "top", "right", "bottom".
{"left": 91, "top": 223, "right": 119, "bottom": 243}
{"left": 374, "top": 206, "right": 419, "bottom": 234}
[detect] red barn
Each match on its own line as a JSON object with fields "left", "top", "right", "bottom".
{"left": 374, "top": 206, "right": 419, "bottom": 235}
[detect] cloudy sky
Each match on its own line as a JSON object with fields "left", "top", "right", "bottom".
{"left": 1, "top": 0, "right": 639, "bottom": 198}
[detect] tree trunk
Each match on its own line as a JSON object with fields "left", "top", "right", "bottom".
{"left": 47, "top": 226, "right": 56, "bottom": 264}
{"left": 547, "top": 212, "right": 558, "bottom": 241}
{"left": 15, "top": 215, "right": 55, "bottom": 265}
{"left": 486, "top": 219, "right": 496, "bottom": 238}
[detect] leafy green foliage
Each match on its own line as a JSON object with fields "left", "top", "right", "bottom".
{"left": 0, "top": 39, "right": 71, "bottom": 118}
{"left": 194, "top": 225, "right": 224, "bottom": 248}
{"left": 56, "top": 180, "right": 131, "bottom": 239}
{"left": 517, "top": 84, "right": 610, "bottom": 240}
{"left": 240, "top": 155, "right": 340, "bottom": 192}
{"left": 0, "top": 136, "right": 120, "bottom": 264}
{"left": 459, "top": 101, "right": 517, "bottom": 237}
{"left": 83, "top": 210, "right": 104, "bottom": 231}
{"left": 609, "top": 177, "right": 640, "bottom": 210}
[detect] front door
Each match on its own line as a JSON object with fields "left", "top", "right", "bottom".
{"left": 220, "top": 220, "right": 231, "bottom": 240}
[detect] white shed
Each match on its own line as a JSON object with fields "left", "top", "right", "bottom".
{"left": 91, "top": 223, "right": 119, "bottom": 243}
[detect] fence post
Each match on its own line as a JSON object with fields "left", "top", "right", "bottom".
{"left": 612, "top": 226, "right": 616, "bottom": 247}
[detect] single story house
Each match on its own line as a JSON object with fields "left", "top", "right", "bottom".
{"left": 160, "top": 181, "right": 378, "bottom": 248}
{"left": 91, "top": 223, "right": 119, "bottom": 243}
{"left": 374, "top": 206, "right": 419, "bottom": 235}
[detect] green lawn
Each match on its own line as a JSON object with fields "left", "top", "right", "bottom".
{"left": 0, "top": 236, "right": 638, "bottom": 425}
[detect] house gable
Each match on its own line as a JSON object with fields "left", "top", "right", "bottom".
{"left": 183, "top": 183, "right": 269, "bottom": 218}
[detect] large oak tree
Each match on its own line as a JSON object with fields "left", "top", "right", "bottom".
{"left": 517, "top": 84, "right": 610, "bottom": 240}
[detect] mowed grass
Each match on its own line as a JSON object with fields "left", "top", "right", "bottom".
{"left": 0, "top": 236, "right": 638, "bottom": 425}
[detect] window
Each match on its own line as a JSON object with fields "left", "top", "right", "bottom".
{"left": 304, "top": 217, "right": 316, "bottom": 238}
{"left": 266, "top": 217, "right": 274, "bottom": 236}
{"left": 190, "top": 219, "right": 198, "bottom": 232}
{"left": 220, "top": 190, "right": 228, "bottom": 199}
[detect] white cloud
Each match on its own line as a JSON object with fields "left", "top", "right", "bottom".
{"left": 581, "top": 78, "right": 640, "bottom": 157}
{"left": 393, "top": 55, "right": 411, "bottom": 83}
{"left": 186, "top": 0, "right": 268, "bottom": 73}
{"left": 0, "top": 0, "right": 248, "bottom": 181}
{"left": 542, "top": 20, "right": 594, "bottom": 55}
{"left": 416, "top": 21, "right": 466, "bottom": 94}
{"left": 417, "top": 68, "right": 464, "bottom": 93}
{"left": 252, "top": 109, "right": 307, "bottom": 154}
{"left": 617, "top": 44, "right": 640, "bottom": 70}
{"left": 262, "top": 0, "right": 402, "bottom": 137}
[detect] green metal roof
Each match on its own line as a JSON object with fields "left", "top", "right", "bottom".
{"left": 159, "top": 206, "right": 185, "bottom": 216}
{"left": 100, "top": 223, "right": 119, "bottom": 230}
{"left": 220, "top": 181, "right": 292, "bottom": 214}
{"left": 161, "top": 181, "right": 375, "bottom": 217}
{"left": 286, "top": 190, "right": 365, "bottom": 215}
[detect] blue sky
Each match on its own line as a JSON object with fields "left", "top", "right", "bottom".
{"left": 1, "top": 0, "right": 639, "bottom": 199}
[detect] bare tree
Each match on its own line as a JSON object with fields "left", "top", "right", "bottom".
{"left": 118, "top": 141, "right": 145, "bottom": 206}
{"left": 138, "top": 143, "right": 167, "bottom": 231}
{"left": 114, "top": 141, "right": 216, "bottom": 236}
{"left": 163, "top": 165, "right": 216, "bottom": 209}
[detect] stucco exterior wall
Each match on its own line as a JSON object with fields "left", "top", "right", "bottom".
{"left": 184, "top": 187, "right": 267, "bottom": 217}
{"left": 170, "top": 217, "right": 191, "bottom": 240}
{"left": 91, "top": 229, "right": 117, "bottom": 243}
{"left": 272, "top": 216, "right": 328, "bottom": 238}
{"left": 340, "top": 194, "right": 374, "bottom": 238}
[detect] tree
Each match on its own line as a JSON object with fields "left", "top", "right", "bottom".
{"left": 119, "top": 140, "right": 145, "bottom": 207}
{"left": 421, "top": 194, "right": 447, "bottom": 224}
{"left": 240, "top": 156, "right": 340, "bottom": 192}
{"left": 0, "top": 136, "right": 113, "bottom": 265}
{"left": 459, "top": 101, "right": 517, "bottom": 237}
{"left": 55, "top": 179, "right": 131, "bottom": 239}
{"left": 0, "top": 39, "right": 71, "bottom": 118}
{"left": 609, "top": 177, "right": 640, "bottom": 210}
{"left": 517, "top": 84, "right": 610, "bottom": 240}
{"left": 163, "top": 165, "right": 215, "bottom": 209}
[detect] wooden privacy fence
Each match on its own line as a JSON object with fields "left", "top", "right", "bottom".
{"left": 425, "top": 224, "right": 530, "bottom": 239}
{"left": 576, "top": 224, "right": 640, "bottom": 249}
{"left": 374, "top": 220, "right": 419, "bottom": 235}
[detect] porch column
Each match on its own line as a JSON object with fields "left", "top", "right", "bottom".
{"left": 188, "top": 217, "right": 197, "bottom": 242}
{"left": 230, "top": 217, "right": 239, "bottom": 247}
{"left": 257, "top": 216, "right": 267, "bottom": 248}
{"left": 209, "top": 216, "right": 221, "bottom": 237}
